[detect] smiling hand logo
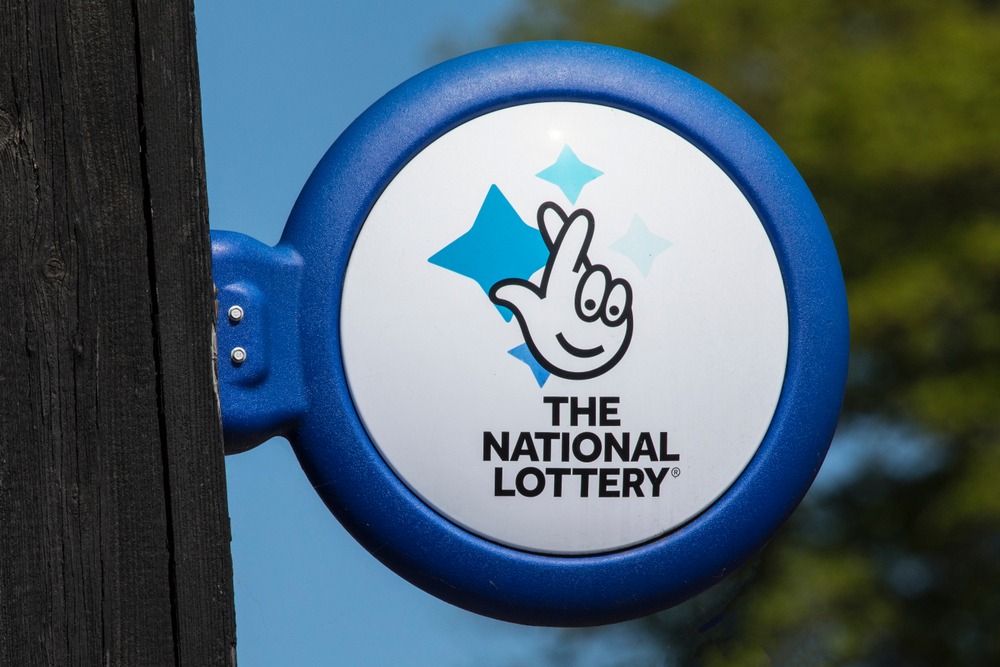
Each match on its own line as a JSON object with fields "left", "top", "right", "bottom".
{"left": 491, "top": 203, "right": 632, "bottom": 380}
{"left": 428, "top": 144, "right": 668, "bottom": 386}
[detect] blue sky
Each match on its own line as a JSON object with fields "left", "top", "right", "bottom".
{"left": 193, "top": 1, "right": 574, "bottom": 664}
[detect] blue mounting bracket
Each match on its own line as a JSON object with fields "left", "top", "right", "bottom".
{"left": 212, "top": 231, "right": 306, "bottom": 455}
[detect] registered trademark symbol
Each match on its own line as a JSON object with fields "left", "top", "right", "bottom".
{"left": 671, "top": 467, "right": 681, "bottom": 478}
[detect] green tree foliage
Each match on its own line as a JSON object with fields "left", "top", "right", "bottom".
{"left": 497, "top": 1, "right": 1000, "bottom": 664}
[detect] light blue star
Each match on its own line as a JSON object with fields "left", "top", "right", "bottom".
{"left": 609, "top": 214, "right": 673, "bottom": 277}
{"left": 508, "top": 344, "right": 550, "bottom": 387}
{"left": 536, "top": 145, "right": 604, "bottom": 204}
{"left": 429, "top": 185, "right": 550, "bottom": 321}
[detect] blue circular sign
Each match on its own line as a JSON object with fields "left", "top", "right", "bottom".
{"left": 211, "top": 41, "right": 848, "bottom": 625}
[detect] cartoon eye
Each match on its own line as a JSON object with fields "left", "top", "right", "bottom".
{"left": 576, "top": 266, "right": 608, "bottom": 321}
{"left": 603, "top": 280, "right": 631, "bottom": 326}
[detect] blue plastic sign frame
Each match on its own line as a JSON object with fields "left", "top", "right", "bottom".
{"left": 211, "top": 41, "right": 849, "bottom": 626}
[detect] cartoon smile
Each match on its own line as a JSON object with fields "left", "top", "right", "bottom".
{"left": 556, "top": 333, "right": 603, "bottom": 358}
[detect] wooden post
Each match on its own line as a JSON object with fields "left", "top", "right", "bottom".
{"left": 0, "top": 0, "right": 237, "bottom": 664}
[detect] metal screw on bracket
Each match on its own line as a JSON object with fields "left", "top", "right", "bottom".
{"left": 231, "top": 347, "right": 247, "bottom": 365}
{"left": 228, "top": 305, "right": 244, "bottom": 324}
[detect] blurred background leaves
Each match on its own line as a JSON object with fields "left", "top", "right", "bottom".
{"left": 486, "top": 0, "right": 1000, "bottom": 664}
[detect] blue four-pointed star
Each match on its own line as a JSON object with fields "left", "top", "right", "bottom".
{"left": 508, "top": 344, "right": 550, "bottom": 387}
{"left": 429, "top": 185, "right": 550, "bottom": 321}
{"left": 610, "top": 214, "right": 673, "bottom": 277}
{"left": 536, "top": 144, "right": 604, "bottom": 204}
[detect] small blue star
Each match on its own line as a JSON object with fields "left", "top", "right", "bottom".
{"left": 429, "top": 185, "right": 550, "bottom": 321}
{"left": 609, "top": 214, "right": 673, "bottom": 277}
{"left": 508, "top": 344, "right": 550, "bottom": 387}
{"left": 536, "top": 145, "right": 604, "bottom": 204}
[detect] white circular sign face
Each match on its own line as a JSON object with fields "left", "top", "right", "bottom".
{"left": 340, "top": 102, "right": 788, "bottom": 555}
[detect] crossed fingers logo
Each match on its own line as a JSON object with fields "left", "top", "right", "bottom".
{"left": 490, "top": 202, "right": 633, "bottom": 380}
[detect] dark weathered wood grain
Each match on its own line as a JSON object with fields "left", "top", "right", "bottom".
{"left": 133, "top": 1, "right": 238, "bottom": 664}
{"left": 0, "top": 0, "right": 236, "bottom": 664}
